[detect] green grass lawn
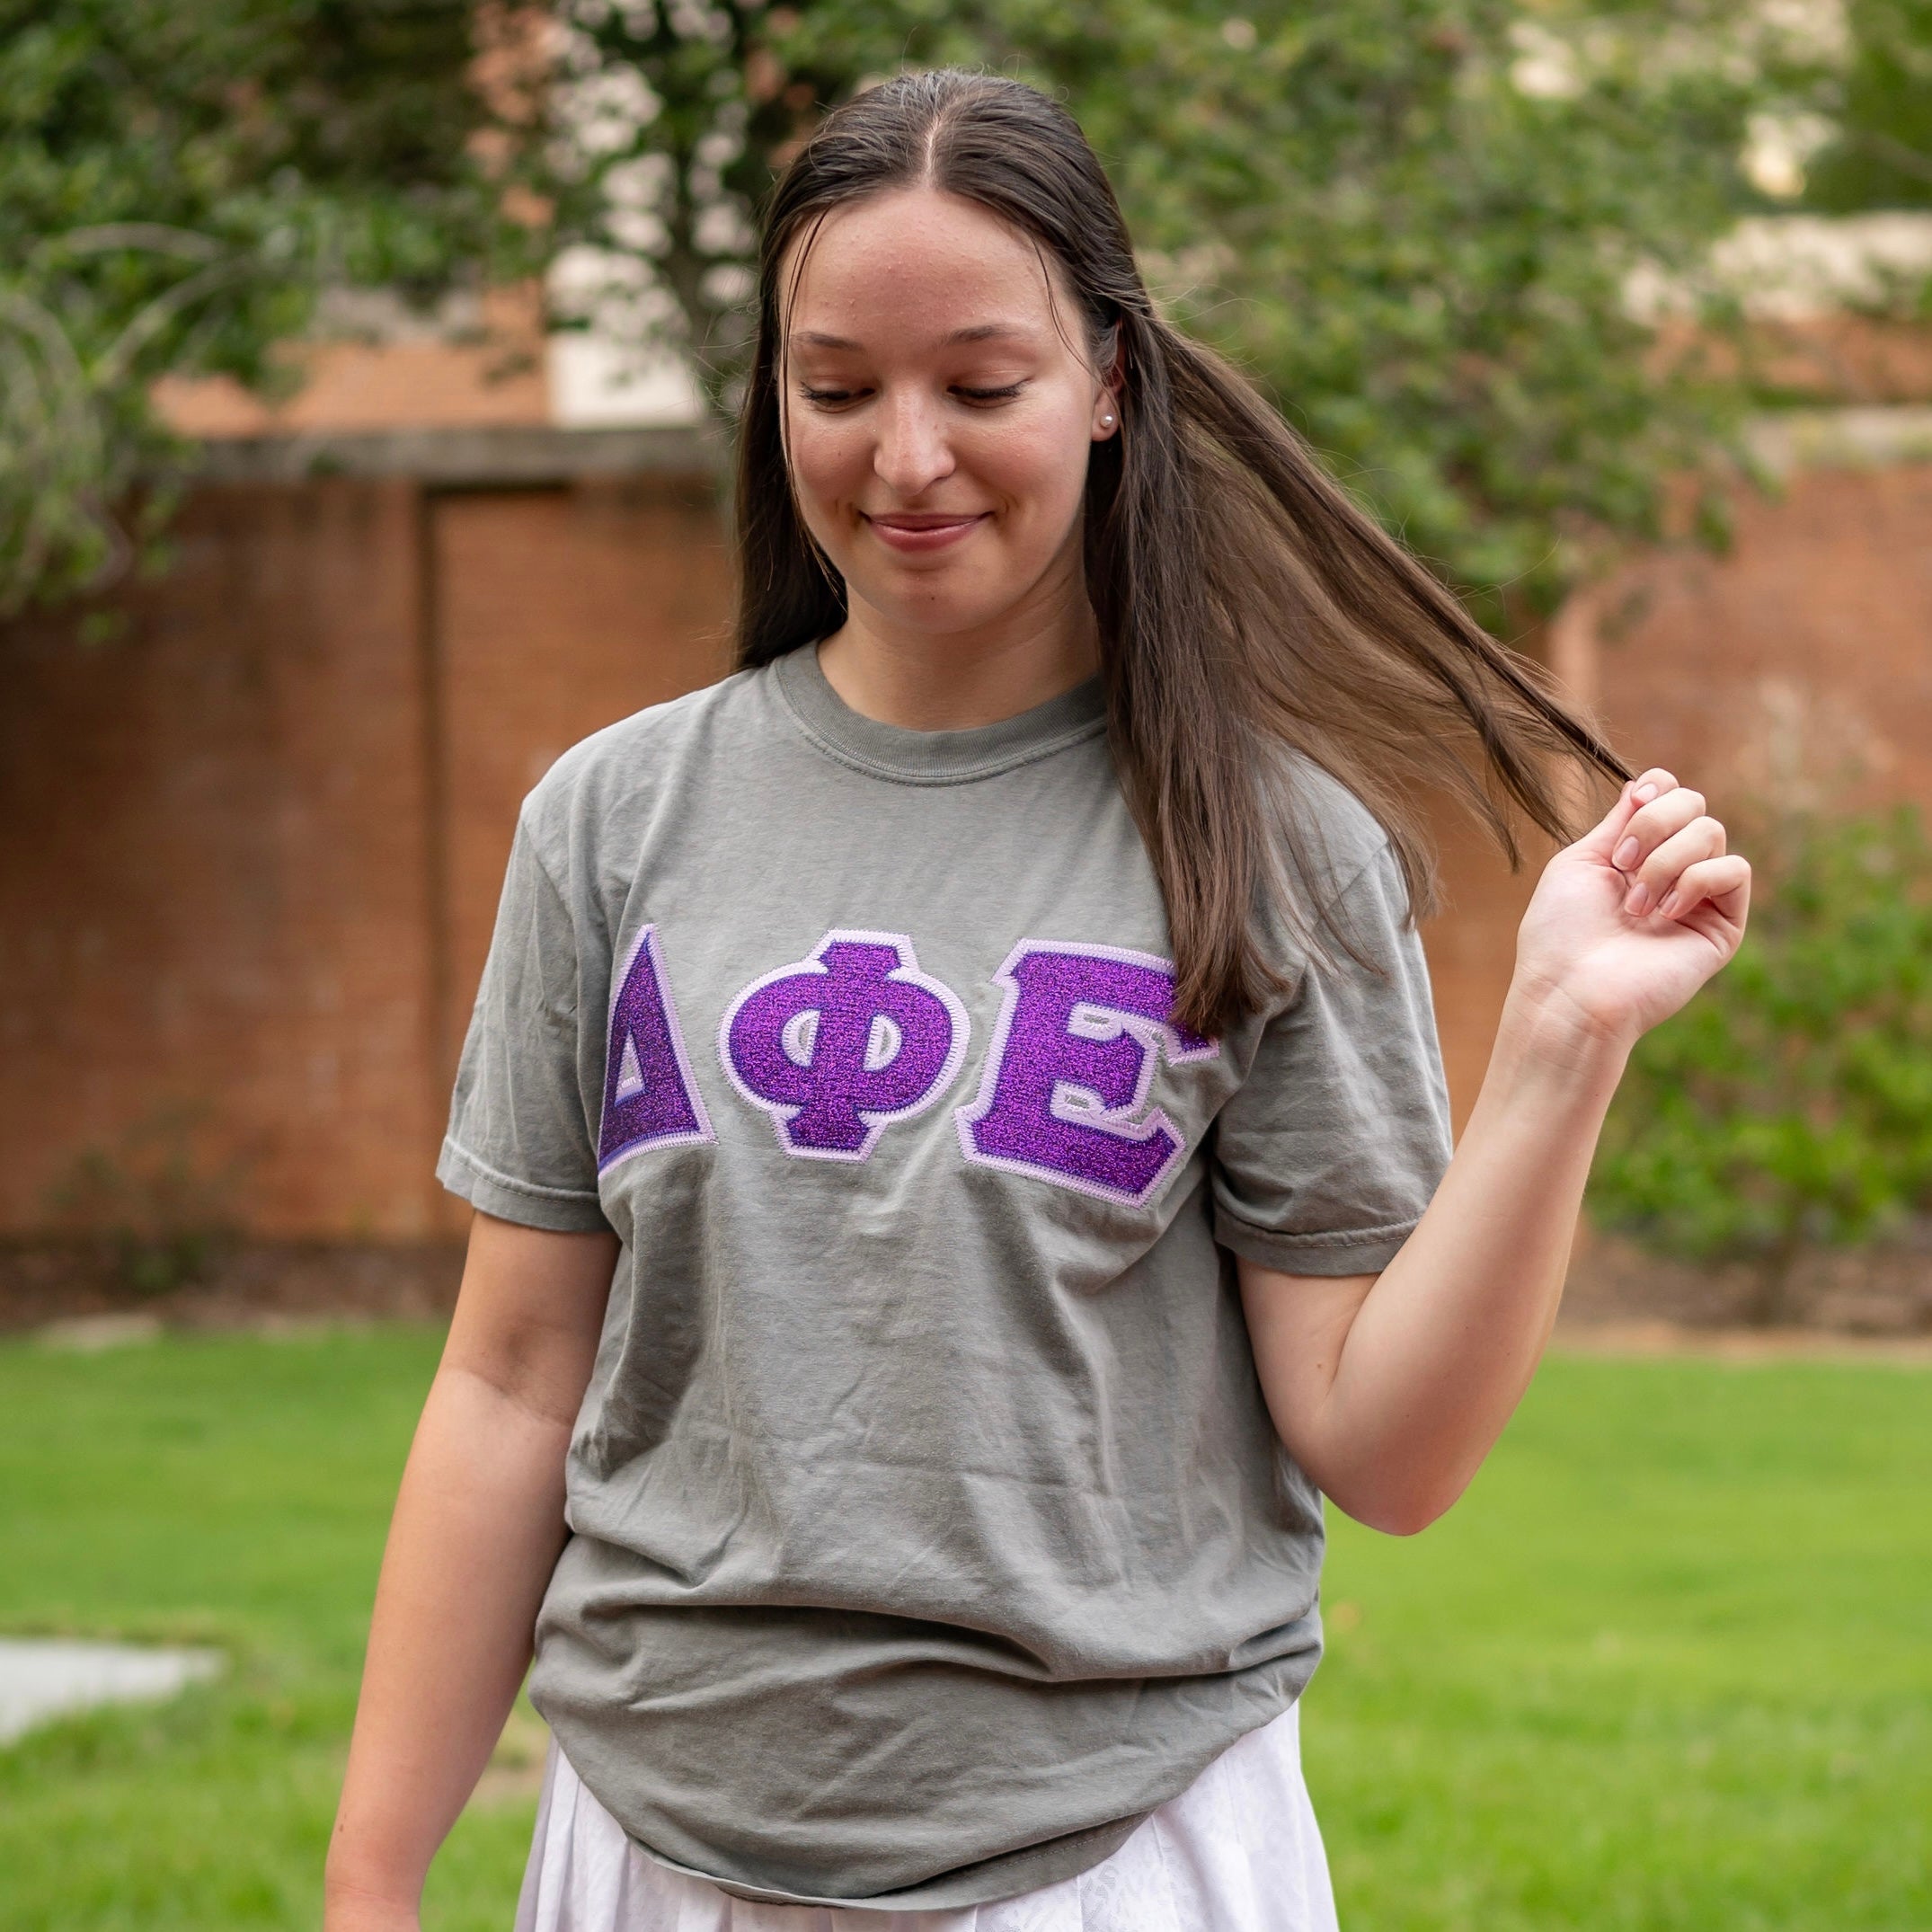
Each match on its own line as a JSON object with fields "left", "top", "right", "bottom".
{"left": 0, "top": 1326, "right": 1926, "bottom": 1930}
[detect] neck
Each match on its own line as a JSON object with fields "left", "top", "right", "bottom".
{"left": 815, "top": 563, "right": 1100, "bottom": 731}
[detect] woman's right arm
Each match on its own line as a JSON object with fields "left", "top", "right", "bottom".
{"left": 323, "top": 1210, "right": 619, "bottom": 1932}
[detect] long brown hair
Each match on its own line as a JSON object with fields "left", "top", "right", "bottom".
{"left": 734, "top": 68, "right": 1629, "bottom": 1037}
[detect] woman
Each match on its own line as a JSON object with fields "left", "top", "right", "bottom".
{"left": 324, "top": 68, "right": 1750, "bottom": 1932}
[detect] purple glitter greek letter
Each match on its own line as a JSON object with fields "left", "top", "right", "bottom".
{"left": 719, "top": 930, "right": 970, "bottom": 1161}
{"left": 954, "top": 941, "right": 1219, "bottom": 1205}
{"left": 598, "top": 924, "right": 715, "bottom": 1173}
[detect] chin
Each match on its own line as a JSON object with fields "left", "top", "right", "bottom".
{"left": 846, "top": 563, "right": 1023, "bottom": 635}
{"left": 866, "top": 587, "right": 1027, "bottom": 638}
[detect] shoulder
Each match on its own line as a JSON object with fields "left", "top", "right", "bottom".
{"left": 513, "top": 662, "right": 769, "bottom": 877}
{"left": 1261, "top": 744, "right": 1396, "bottom": 912}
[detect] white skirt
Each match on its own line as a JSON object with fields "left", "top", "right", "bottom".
{"left": 512, "top": 1699, "right": 1339, "bottom": 1932}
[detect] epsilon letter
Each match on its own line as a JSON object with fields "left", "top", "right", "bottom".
{"left": 955, "top": 941, "right": 1219, "bottom": 1206}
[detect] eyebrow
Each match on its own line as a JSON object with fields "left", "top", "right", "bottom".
{"left": 788, "top": 323, "right": 1034, "bottom": 350}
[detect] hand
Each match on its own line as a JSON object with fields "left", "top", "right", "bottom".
{"left": 1508, "top": 767, "right": 1752, "bottom": 1056}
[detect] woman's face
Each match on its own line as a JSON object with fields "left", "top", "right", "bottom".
{"left": 776, "top": 186, "right": 1119, "bottom": 641}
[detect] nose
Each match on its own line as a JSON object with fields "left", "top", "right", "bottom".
{"left": 872, "top": 388, "right": 954, "bottom": 498}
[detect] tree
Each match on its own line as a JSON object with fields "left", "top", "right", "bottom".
{"left": 519, "top": 0, "right": 1834, "bottom": 627}
{"left": 1805, "top": 0, "right": 1932, "bottom": 212}
{"left": 1, "top": 1, "right": 1847, "bottom": 626}
{"left": 495, "top": 0, "right": 842, "bottom": 422}
{"left": 0, "top": 0, "right": 495, "bottom": 618}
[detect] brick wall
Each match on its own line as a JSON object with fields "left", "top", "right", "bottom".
{"left": 1422, "top": 461, "right": 1932, "bottom": 1139}
{"left": 2, "top": 456, "right": 1926, "bottom": 1239}
{"left": 0, "top": 471, "right": 731, "bottom": 1240}
{"left": 2, "top": 483, "right": 440, "bottom": 1238}
{"left": 1565, "top": 462, "right": 1932, "bottom": 817}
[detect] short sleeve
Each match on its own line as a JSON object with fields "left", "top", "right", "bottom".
{"left": 435, "top": 816, "right": 613, "bottom": 1234}
{"left": 1210, "top": 838, "right": 1454, "bottom": 1275}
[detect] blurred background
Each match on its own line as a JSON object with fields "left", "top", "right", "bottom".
{"left": 1, "top": 2, "right": 1928, "bottom": 1927}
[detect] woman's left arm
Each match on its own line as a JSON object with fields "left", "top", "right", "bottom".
{"left": 1238, "top": 766, "right": 1751, "bottom": 1537}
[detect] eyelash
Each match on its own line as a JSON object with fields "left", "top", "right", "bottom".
{"left": 796, "top": 383, "right": 1025, "bottom": 408}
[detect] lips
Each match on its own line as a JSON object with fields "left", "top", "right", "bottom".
{"left": 863, "top": 510, "right": 989, "bottom": 553}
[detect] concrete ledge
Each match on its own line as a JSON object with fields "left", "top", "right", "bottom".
{"left": 188, "top": 422, "right": 727, "bottom": 487}
{"left": 1747, "top": 405, "right": 1932, "bottom": 475}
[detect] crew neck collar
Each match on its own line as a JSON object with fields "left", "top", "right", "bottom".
{"left": 772, "top": 641, "right": 1108, "bottom": 786}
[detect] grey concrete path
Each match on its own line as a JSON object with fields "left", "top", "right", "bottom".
{"left": 0, "top": 1637, "right": 225, "bottom": 1745}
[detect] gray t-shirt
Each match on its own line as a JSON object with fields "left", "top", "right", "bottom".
{"left": 436, "top": 643, "right": 1455, "bottom": 1909}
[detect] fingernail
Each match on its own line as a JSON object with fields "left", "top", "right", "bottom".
{"left": 1626, "top": 882, "right": 1651, "bottom": 915}
{"left": 1658, "top": 890, "right": 1679, "bottom": 916}
{"left": 1614, "top": 836, "right": 1640, "bottom": 869}
{"left": 1635, "top": 783, "right": 1658, "bottom": 802}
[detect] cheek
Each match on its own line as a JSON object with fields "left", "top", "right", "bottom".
{"left": 963, "top": 408, "right": 1093, "bottom": 527}
{"left": 784, "top": 415, "right": 871, "bottom": 512}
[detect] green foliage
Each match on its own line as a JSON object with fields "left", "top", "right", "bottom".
{"left": 512, "top": 0, "right": 847, "bottom": 418}
{"left": 536, "top": 0, "right": 1830, "bottom": 624}
{"left": 1588, "top": 802, "right": 1932, "bottom": 1305}
{"left": 0, "top": 0, "right": 494, "bottom": 616}
{"left": 1805, "top": 0, "right": 1932, "bottom": 212}
{"left": 0, "top": 2, "right": 1892, "bottom": 626}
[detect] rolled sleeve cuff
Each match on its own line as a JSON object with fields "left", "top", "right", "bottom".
{"left": 1211, "top": 1203, "right": 1418, "bottom": 1276}
{"left": 435, "top": 1138, "right": 613, "bottom": 1235}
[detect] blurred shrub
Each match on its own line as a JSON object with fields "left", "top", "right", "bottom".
{"left": 533, "top": 0, "right": 1839, "bottom": 629}
{"left": 1803, "top": 0, "right": 1932, "bottom": 214}
{"left": 1588, "top": 800, "right": 1932, "bottom": 1320}
{"left": 2, "top": 2, "right": 1887, "bottom": 634}
{"left": 0, "top": 0, "right": 494, "bottom": 617}
{"left": 42, "top": 1098, "right": 244, "bottom": 1297}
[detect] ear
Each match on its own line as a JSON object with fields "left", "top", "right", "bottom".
{"left": 1090, "top": 322, "right": 1126, "bottom": 442}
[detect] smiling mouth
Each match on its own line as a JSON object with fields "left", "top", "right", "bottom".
{"left": 862, "top": 511, "right": 989, "bottom": 553}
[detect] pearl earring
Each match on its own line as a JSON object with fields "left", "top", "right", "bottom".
{"left": 1102, "top": 412, "right": 1115, "bottom": 426}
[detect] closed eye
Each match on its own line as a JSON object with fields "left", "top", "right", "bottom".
{"left": 794, "top": 382, "right": 1027, "bottom": 408}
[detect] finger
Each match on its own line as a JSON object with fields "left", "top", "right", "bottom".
{"left": 1649, "top": 853, "right": 1751, "bottom": 923}
{"left": 1625, "top": 814, "right": 1726, "bottom": 909}
{"left": 1577, "top": 767, "right": 1678, "bottom": 863}
{"left": 1611, "top": 787, "right": 1709, "bottom": 878}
